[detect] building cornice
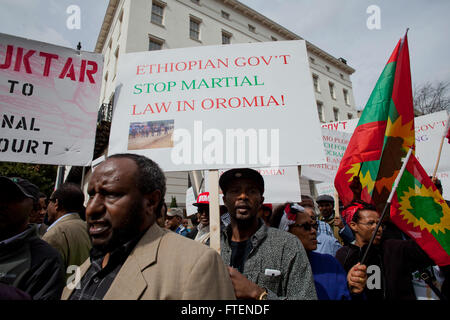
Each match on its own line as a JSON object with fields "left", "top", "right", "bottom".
{"left": 95, "top": 0, "right": 120, "bottom": 53}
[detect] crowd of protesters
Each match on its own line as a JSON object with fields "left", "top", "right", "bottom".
{"left": 1, "top": 153, "right": 449, "bottom": 300}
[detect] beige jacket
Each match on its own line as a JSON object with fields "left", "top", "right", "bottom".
{"left": 61, "top": 223, "right": 236, "bottom": 300}
{"left": 42, "top": 214, "right": 91, "bottom": 275}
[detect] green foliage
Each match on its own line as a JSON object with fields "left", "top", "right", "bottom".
{"left": 0, "top": 162, "right": 57, "bottom": 197}
{"left": 170, "top": 196, "right": 178, "bottom": 208}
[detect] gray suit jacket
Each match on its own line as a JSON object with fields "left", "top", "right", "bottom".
{"left": 61, "top": 223, "right": 236, "bottom": 300}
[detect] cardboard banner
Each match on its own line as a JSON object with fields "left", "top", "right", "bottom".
{"left": 0, "top": 33, "right": 102, "bottom": 165}
{"left": 108, "top": 40, "right": 325, "bottom": 171}
{"left": 204, "top": 166, "right": 301, "bottom": 204}
{"left": 301, "top": 127, "right": 352, "bottom": 182}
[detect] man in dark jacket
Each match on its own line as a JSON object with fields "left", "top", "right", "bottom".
{"left": 0, "top": 177, "right": 65, "bottom": 300}
{"left": 335, "top": 200, "right": 435, "bottom": 300}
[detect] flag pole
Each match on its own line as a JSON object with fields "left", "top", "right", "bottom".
{"left": 431, "top": 114, "right": 450, "bottom": 179}
{"left": 360, "top": 148, "right": 413, "bottom": 265}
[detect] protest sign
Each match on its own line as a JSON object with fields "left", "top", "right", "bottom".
{"left": 185, "top": 187, "right": 198, "bottom": 217}
{"left": 108, "top": 40, "right": 325, "bottom": 171}
{"left": 436, "top": 171, "right": 450, "bottom": 199}
{"left": 323, "top": 111, "right": 449, "bottom": 175}
{"left": 301, "top": 127, "right": 352, "bottom": 182}
{"left": 0, "top": 33, "right": 102, "bottom": 165}
{"left": 205, "top": 166, "right": 301, "bottom": 204}
{"left": 315, "top": 181, "right": 335, "bottom": 197}
{"left": 321, "top": 118, "right": 358, "bottom": 134}
{"left": 415, "top": 110, "right": 449, "bottom": 173}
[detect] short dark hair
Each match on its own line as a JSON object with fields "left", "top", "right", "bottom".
{"left": 52, "top": 183, "right": 84, "bottom": 213}
{"left": 107, "top": 153, "right": 167, "bottom": 217}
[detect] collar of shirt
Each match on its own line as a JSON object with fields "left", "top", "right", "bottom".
{"left": 224, "top": 218, "right": 267, "bottom": 249}
{"left": 0, "top": 225, "right": 35, "bottom": 245}
{"left": 89, "top": 229, "right": 147, "bottom": 267}
{"left": 46, "top": 212, "right": 78, "bottom": 231}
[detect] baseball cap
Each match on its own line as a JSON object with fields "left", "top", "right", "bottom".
{"left": 316, "top": 194, "right": 334, "bottom": 204}
{"left": 219, "top": 168, "right": 264, "bottom": 194}
{"left": 167, "top": 207, "right": 184, "bottom": 218}
{"left": 193, "top": 192, "right": 210, "bottom": 207}
{"left": 0, "top": 176, "right": 40, "bottom": 201}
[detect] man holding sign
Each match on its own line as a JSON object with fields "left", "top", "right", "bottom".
{"left": 219, "top": 168, "right": 317, "bottom": 300}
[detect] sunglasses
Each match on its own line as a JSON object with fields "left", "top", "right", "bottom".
{"left": 291, "top": 221, "right": 318, "bottom": 231}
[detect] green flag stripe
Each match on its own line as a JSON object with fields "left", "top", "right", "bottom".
{"left": 358, "top": 62, "right": 397, "bottom": 126}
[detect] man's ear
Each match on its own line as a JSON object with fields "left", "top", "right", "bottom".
{"left": 349, "top": 221, "right": 357, "bottom": 233}
{"left": 54, "top": 199, "right": 61, "bottom": 211}
{"left": 144, "top": 190, "right": 161, "bottom": 216}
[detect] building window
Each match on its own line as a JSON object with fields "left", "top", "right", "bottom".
{"left": 149, "top": 36, "right": 163, "bottom": 51}
{"left": 113, "top": 47, "right": 119, "bottom": 78}
{"left": 191, "top": 0, "right": 200, "bottom": 4}
{"left": 107, "top": 40, "right": 112, "bottom": 65}
{"left": 248, "top": 24, "right": 256, "bottom": 33}
{"left": 309, "top": 57, "right": 315, "bottom": 64}
{"left": 118, "top": 9, "right": 123, "bottom": 38}
{"left": 348, "top": 113, "right": 353, "bottom": 119}
{"left": 103, "top": 72, "right": 108, "bottom": 99}
{"left": 340, "top": 73, "right": 344, "bottom": 80}
{"left": 343, "top": 89, "right": 350, "bottom": 105}
{"left": 222, "top": 31, "right": 231, "bottom": 45}
{"left": 221, "top": 10, "right": 229, "bottom": 19}
{"left": 190, "top": 17, "right": 201, "bottom": 40}
{"left": 317, "top": 101, "right": 324, "bottom": 122}
{"left": 312, "top": 74, "right": 320, "bottom": 93}
{"left": 326, "top": 65, "right": 330, "bottom": 72}
{"left": 271, "top": 36, "right": 278, "bottom": 41}
{"left": 151, "top": 1, "right": 164, "bottom": 25}
{"left": 329, "top": 82, "right": 336, "bottom": 99}
{"left": 333, "top": 108, "right": 339, "bottom": 121}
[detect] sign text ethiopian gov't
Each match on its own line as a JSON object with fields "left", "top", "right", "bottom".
{"left": 108, "top": 40, "right": 325, "bottom": 171}
{"left": 0, "top": 33, "right": 103, "bottom": 165}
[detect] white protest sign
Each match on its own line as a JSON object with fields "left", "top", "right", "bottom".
{"left": 185, "top": 187, "right": 197, "bottom": 217}
{"left": 108, "top": 40, "right": 325, "bottom": 171}
{"left": 436, "top": 171, "right": 450, "bottom": 199}
{"left": 315, "top": 181, "right": 335, "bottom": 197}
{"left": 322, "top": 111, "right": 449, "bottom": 175}
{"left": 0, "top": 33, "right": 102, "bottom": 165}
{"left": 205, "top": 166, "right": 301, "bottom": 204}
{"left": 321, "top": 118, "right": 359, "bottom": 134}
{"left": 301, "top": 127, "right": 352, "bottom": 182}
{"left": 415, "top": 110, "right": 449, "bottom": 173}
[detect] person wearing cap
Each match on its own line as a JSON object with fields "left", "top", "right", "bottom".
{"left": 187, "top": 192, "right": 212, "bottom": 245}
{"left": 165, "top": 207, "right": 189, "bottom": 237}
{"left": 316, "top": 194, "right": 354, "bottom": 246}
{"left": 61, "top": 154, "right": 235, "bottom": 300}
{"left": 0, "top": 176, "right": 65, "bottom": 300}
{"left": 271, "top": 202, "right": 352, "bottom": 300}
{"left": 219, "top": 168, "right": 317, "bottom": 300}
{"left": 42, "top": 182, "right": 92, "bottom": 279}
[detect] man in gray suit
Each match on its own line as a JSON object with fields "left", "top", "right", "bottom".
{"left": 62, "top": 153, "right": 235, "bottom": 300}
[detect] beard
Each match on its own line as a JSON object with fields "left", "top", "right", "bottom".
{"left": 93, "top": 200, "right": 147, "bottom": 253}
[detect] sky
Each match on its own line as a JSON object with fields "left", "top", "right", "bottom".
{"left": 0, "top": 0, "right": 449, "bottom": 109}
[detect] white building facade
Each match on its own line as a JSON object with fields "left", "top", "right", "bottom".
{"left": 95, "top": 0, "right": 358, "bottom": 204}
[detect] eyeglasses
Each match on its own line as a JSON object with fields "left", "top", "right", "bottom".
{"left": 291, "top": 222, "right": 318, "bottom": 231}
{"left": 357, "top": 221, "right": 386, "bottom": 229}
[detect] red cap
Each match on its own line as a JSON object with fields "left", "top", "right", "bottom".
{"left": 193, "top": 192, "right": 210, "bottom": 207}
